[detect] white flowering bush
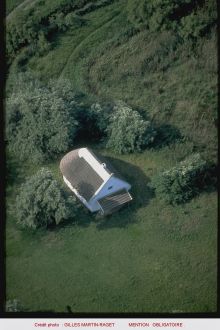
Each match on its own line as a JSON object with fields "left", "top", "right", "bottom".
{"left": 106, "top": 101, "right": 156, "bottom": 154}
{"left": 16, "top": 168, "right": 77, "bottom": 229}
{"left": 151, "top": 153, "right": 208, "bottom": 204}
{"left": 6, "top": 74, "right": 79, "bottom": 164}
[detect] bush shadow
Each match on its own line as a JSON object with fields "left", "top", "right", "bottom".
{"left": 6, "top": 156, "right": 27, "bottom": 186}
{"left": 95, "top": 156, "right": 155, "bottom": 230}
{"left": 53, "top": 205, "right": 94, "bottom": 231}
{"left": 152, "top": 123, "right": 183, "bottom": 149}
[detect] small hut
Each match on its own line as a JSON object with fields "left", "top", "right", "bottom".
{"left": 60, "top": 148, "right": 132, "bottom": 215}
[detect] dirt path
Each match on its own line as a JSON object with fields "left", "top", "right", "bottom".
{"left": 58, "top": 12, "right": 121, "bottom": 80}
{"left": 7, "top": 0, "right": 38, "bottom": 20}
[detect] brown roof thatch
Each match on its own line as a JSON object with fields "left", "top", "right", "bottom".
{"left": 60, "top": 149, "right": 104, "bottom": 201}
{"left": 88, "top": 149, "right": 125, "bottom": 181}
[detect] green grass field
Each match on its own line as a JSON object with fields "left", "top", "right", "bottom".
{"left": 6, "top": 0, "right": 217, "bottom": 313}
{"left": 6, "top": 143, "right": 217, "bottom": 312}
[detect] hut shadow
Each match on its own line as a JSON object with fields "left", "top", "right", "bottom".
{"left": 95, "top": 156, "right": 155, "bottom": 230}
{"left": 56, "top": 156, "right": 155, "bottom": 231}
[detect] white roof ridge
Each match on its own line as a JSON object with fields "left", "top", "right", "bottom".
{"left": 78, "top": 148, "right": 111, "bottom": 182}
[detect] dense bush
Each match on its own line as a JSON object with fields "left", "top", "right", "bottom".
{"left": 151, "top": 153, "right": 209, "bottom": 205}
{"left": 179, "top": 0, "right": 217, "bottom": 41}
{"left": 88, "top": 102, "right": 112, "bottom": 135}
{"left": 6, "top": 12, "right": 39, "bottom": 63}
{"left": 6, "top": 74, "right": 79, "bottom": 163}
{"left": 65, "top": 12, "right": 86, "bottom": 28}
{"left": 16, "top": 168, "right": 77, "bottom": 229}
{"left": 153, "top": 124, "right": 182, "bottom": 148}
{"left": 37, "top": 32, "right": 51, "bottom": 56}
{"left": 49, "top": 12, "right": 86, "bottom": 32}
{"left": 106, "top": 101, "right": 156, "bottom": 154}
{"left": 72, "top": 101, "right": 113, "bottom": 140}
{"left": 127, "top": 0, "right": 217, "bottom": 41}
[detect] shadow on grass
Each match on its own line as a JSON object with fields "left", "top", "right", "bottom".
{"left": 52, "top": 206, "right": 93, "bottom": 231}
{"left": 94, "top": 156, "right": 155, "bottom": 230}
{"left": 152, "top": 123, "right": 183, "bottom": 149}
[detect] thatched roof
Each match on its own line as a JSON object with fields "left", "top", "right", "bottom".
{"left": 60, "top": 148, "right": 105, "bottom": 201}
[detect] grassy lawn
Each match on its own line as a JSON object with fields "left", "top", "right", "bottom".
{"left": 6, "top": 0, "right": 217, "bottom": 313}
{"left": 6, "top": 143, "right": 217, "bottom": 312}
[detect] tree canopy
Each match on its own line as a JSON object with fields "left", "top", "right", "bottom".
{"left": 6, "top": 73, "right": 79, "bottom": 163}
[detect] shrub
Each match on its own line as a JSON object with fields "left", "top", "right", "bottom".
{"left": 49, "top": 12, "right": 67, "bottom": 32}
{"left": 89, "top": 102, "right": 112, "bottom": 134}
{"left": 73, "top": 102, "right": 113, "bottom": 140}
{"left": 106, "top": 101, "right": 156, "bottom": 154}
{"left": 37, "top": 32, "right": 51, "bottom": 56}
{"left": 14, "top": 49, "right": 30, "bottom": 67}
{"left": 49, "top": 12, "right": 86, "bottom": 32}
{"left": 65, "top": 13, "right": 86, "bottom": 28}
{"left": 153, "top": 124, "right": 182, "bottom": 148}
{"left": 127, "top": 0, "right": 217, "bottom": 41}
{"left": 151, "top": 153, "right": 209, "bottom": 205}
{"left": 16, "top": 168, "right": 77, "bottom": 229}
{"left": 6, "top": 74, "right": 79, "bottom": 163}
{"left": 6, "top": 299, "right": 22, "bottom": 312}
{"left": 179, "top": 0, "right": 217, "bottom": 41}
{"left": 127, "top": 0, "right": 188, "bottom": 31}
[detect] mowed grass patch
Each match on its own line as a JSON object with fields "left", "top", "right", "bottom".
{"left": 6, "top": 0, "right": 27, "bottom": 15}
{"left": 6, "top": 144, "right": 217, "bottom": 312}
